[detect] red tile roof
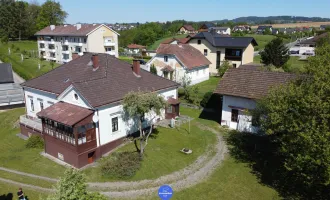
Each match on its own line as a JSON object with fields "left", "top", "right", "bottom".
{"left": 22, "top": 53, "right": 179, "bottom": 108}
{"left": 214, "top": 68, "right": 297, "bottom": 99}
{"left": 156, "top": 44, "right": 211, "bottom": 69}
{"left": 35, "top": 24, "right": 116, "bottom": 36}
{"left": 37, "top": 102, "right": 93, "bottom": 126}
{"left": 181, "top": 25, "right": 195, "bottom": 31}
{"left": 127, "top": 44, "right": 146, "bottom": 49}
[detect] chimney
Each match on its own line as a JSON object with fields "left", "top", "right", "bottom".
{"left": 92, "top": 54, "right": 99, "bottom": 70}
{"left": 132, "top": 59, "right": 140, "bottom": 76}
{"left": 72, "top": 53, "right": 79, "bottom": 60}
{"left": 76, "top": 23, "right": 81, "bottom": 30}
{"left": 50, "top": 25, "right": 55, "bottom": 31}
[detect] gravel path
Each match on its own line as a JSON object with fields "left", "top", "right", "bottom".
{"left": 0, "top": 125, "right": 227, "bottom": 199}
{"left": 0, "top": 177, "right": 54, "bottom": 192}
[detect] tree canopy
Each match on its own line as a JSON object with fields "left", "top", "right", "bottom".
{"left": 253, "top": 37, "right": 330, "bottom": 199}
{"left": 36, "top": 0, "right": 68, "bottom": 30}
{"left": 47, "top": 168, "right": 107, "bottom": 200}
{"left": 260, "top": 37, "right": 289, "bottom": 67}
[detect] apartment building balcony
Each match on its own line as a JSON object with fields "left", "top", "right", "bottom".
{"left": 49, "top": 49, "right": 56, "bottom": 53}
{"left": 78, "top": 52, "right": 84, "bottom": 56}
{"left": 62, "top": 40, "right": 69, "bottom": 46}
{"left": 106, "top": 51, "right": 116, "bottom": 56}
{"left": 62, "top": 57, "right": 70, "bottom": 63}
{"left": 77, "top": 43, "right": 83, "bottom": 46}
{"left": 39, "top": 47, "right": 46, "bottom": 51}
{"left": 19, "top": 115, "right": 42, "bottom": 132}
{"left": 39, "top": 40, "right": 45, "bottom": 44}
{"left": 62, "top": 50, "right": 70, "bottom": 54}
{"left": 48, "top": 39, "right": 55, "bottom": 45}
{"left": 104, "top": 42, "right": 116, "bottom": 46}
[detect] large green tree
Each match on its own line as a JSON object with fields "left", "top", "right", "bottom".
{"left": 260, "top": 37, "right": 289, "bottom": 67}
{"left": 123, "top": 91, "right": 167, "bottom": 157}
{"left": 253, "top": 37, "right": 330, "bottom": 198}
{"left": 47, "top": 168, "right": 107, "bottom": 200}
{"left": 36, "top": 0, "right": 68, "bottom": 30}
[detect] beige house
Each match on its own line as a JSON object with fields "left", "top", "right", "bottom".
{"left": 178, "top": 25, "right": 196, "bottom": 34}
{"left": 35, "top": 24, "right": 119, "bottom": 63}
{"left": 187, "top": 32, "right": 257, "bottom": 74}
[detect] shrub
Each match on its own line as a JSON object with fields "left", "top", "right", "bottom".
{"left": 100, "top": 152, "right": 141, "bottom": 179}
{"left": 25, "top": 135, "right": 44, "bottom": 149}
{"left": 178, "top": 88, "right": 185, "bottom": 98}
{"left": 218, "top": 60, "right": 232, "bottom": 77}
{"left": 200, "top": 91, "right": 213, "bottom": 108}
{"left": 150, "top": 64, "right": 157, "bottom": 75}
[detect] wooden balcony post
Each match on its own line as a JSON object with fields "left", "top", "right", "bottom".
{"left": 74, "top": 128, "right": 78, "bottom": 146}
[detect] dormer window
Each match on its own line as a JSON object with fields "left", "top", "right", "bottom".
{"left": 74, "top": 93, "right": 79, "bottom": 100}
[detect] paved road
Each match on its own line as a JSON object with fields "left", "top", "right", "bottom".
{"left": 0, "top": 60, "right": 25, "bottom": 83}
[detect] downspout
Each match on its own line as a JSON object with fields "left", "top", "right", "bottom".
{"left": 96, "top": 109, "right": 102, "bottom": 156}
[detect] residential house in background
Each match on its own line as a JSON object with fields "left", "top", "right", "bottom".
{"left": 286, "top": 28, "right": 296, "bottom": 34}
{"left": 214, "top": 67, "right": 296, "bottom": 133}
{"left": 0, "top": 63, "right": 24, "bottom": 108}
{"left": 272, "top": 29, "right": 279, "bottom": 35}
{"left": 178, "top": 25, "right": 196, "bottom": 34}
{"left": 126, "top": 44, "right": 146, "bottom": 55}
{"left": 19, "top": 53, "right": 179, "bottom": 168}
{"left": 35, "top": 24, "right": 120, "bottom": 63}
{"left": 232, "top": 25, "right": 251, "bottom": 32}
{"left": 256, "top": 26, "right": 273, "bottom": 34}
{"left": 161, "top": 37, "right": 189, "bottom": 45}
{"left": 145, "top": 44, "right": 211, "bottom": 85}
{"left": 187, "top": 32, "right": 258, "bottom": 74}
{"left": 320, "top": 25, "right": 330, "bottom": 30}
{"left": 278, "top": 28, "right": 287, "bottom": 34}
{"left": 199, "top": 23, "right": 216, "bottom": 32}
{"left": 209, "top": 27, "right": 231, "bottom": 35}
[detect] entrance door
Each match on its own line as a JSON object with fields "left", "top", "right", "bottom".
{"left": 88, "top": 151, "right": 95, "bottom": 164}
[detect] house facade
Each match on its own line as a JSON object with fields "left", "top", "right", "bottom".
{"left": 35, "top": 24, "right": 119, "bottom": 64}
{"left": 126, "top": 44, "right": 146, "bottom": 55}
{"left": 178, "top": 25, "right": 196, "bottom": 34}
{"left": 187, "top": 32, "right": 257, "bottom": 74}
{"left": 214, "top": 67, "right": 296, "bottom": 133}
{"left": 198, "top": 23, "right": 216, "bottom": 32}
{"left": 232, "top": 25, "right": 251, "bottom": 32}
{"left": 256, "top": 26, "right": 273, "bottom": 34}
{"left": 209, "top": 27, "right": 231, "bottom": 35}
{"left": 145, "top": 44, "right": 211, "bottom": 85}
{"left": 19, "top": 53, "right": 179, "bottom": 168}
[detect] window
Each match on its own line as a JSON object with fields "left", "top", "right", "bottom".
{"left": 204, "top": 49, "right": 208, "bottom": 56}
{"left": 235, "top": 51, "right": 240, "bottom": 56}
{"left": 233, "top": 64, "right": 237, "bottom": 68}
{"left": 216, "top": 51, "right": 221, "bottom": 69}
{"left": 167, "top": 106, "right": 172, "bottom": 113}
{"left": 163, "top": 71, "right": 169, "bottom": 79}
{"left": 40, "top": 101, "right": 44, "bottom": 110}
{"left": 231, "top": 109, "right": 239, "bottom": 122}
{"left": 84, "top": 38, "right": 87, "bottom": 43}
{"left": 112, "top": 117, "right": 119, "bottom": 132}
{"left": 164, "top": 56, "right": 168, "bottom": 62}
{"left": 105, "top": 47, "right": 112, "bottom": 52}
{"left": 30, "top": 99, "right": 34, "bottom": 111}
{"left": 197, "top": 40, "right": 201, "bottom": 45}
{"left": 74, "top": 93, "right": 79, "bottom": 100}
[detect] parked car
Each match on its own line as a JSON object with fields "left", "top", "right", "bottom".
{"left": 302, "top": 52, "right": 314, "bottom": 56}
{"left": 289, "top": 50, "right": 300, "bottom": 55}
{"left": 139, "top": 59, "right": 146, "bottom": 65}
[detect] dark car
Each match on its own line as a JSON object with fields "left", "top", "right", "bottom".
{"left": 139, "top": 60, "right": 146, "bottom": 65}
{"left": 289, "top": 50, "right": 299, "bottom": 55}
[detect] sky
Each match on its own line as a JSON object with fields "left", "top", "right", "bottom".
{"left": 31, "top": 0, "right": 330, "bottom": 24}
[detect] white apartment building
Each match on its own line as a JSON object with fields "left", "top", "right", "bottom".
{"left": 35, "top": 24, "right": 119, "bottom": 63}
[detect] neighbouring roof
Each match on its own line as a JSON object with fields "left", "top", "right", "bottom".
{"left": 161, "top": 37, "right": 189, "bottom": 44}
{"left": 0, "top": 83, "right": 24, "bottom": 105}
{"left": 180, "top": 25, "right": 195, "bottom": 31}
{"left": 0, "top": 63, "right": 14, "bottom": 84}
{"left": 22, "top": 53, "right": 179, "bottom": 108}
{"left": 190, "top": 32, "right": 258, "bottom": 47}
{"left": 214, "top": 68, "right": 297, "bottom": 99}
{"left": 200, "top": 23, "right": 216, "bottom": 29}
{"left": 35, "top": 24, "right": 118, "bottom": 37}
{"left": 257, "top": 26, "right": 273, "bottom": 30}
{"left": 37, "top": 102, "right": 93, "bottom": 126}
{"left": 272, "top": 29, "right": 279, "bottom": 34}
{"left": 209, "top": 27, "right": 230, "bottom": 31}
{"left": 156, "top": 44, "right": 211, "bottom": 69}
{"left": 127, "top": 44, "right": 146, "bottom": 49}
{"left": 238, "top": 63, "right": 264, "bottom": 70}
{"left": 300, "top": 32, "right": 329, "bottom": 45}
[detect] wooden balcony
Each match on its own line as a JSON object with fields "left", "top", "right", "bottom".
{"left": 224, "top": 55, "right": 242, "bottom": 61}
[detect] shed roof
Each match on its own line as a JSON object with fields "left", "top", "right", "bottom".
{"left": 0, "top": 63, "right": 14, "bottom": 84}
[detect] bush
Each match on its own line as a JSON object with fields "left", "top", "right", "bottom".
{"left": 100, "top": 152, "right": 141, "bottom": 179}
{"left": 178, "top": 88, "right": 185, "bottom": 98}
{"left": 25, "top": 135, "right": 44, "bottom": 149}
{"left": 218, "top": 60, "right": 232, "bottom": 77}
{"left": 200, "top": 91, "right": 213, "bottom": 108}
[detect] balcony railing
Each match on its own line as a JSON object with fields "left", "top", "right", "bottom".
{"left": 20, "top": 115, "right": 42, "bottom": 131}
{"left": 104, "top": 42, "right": 116, "bottom": 46}
{"left": 224, "top": 55, "right": 242, "bottom": 61}
{"left": 106, "top": 51, "right": 116, "bottom": 56}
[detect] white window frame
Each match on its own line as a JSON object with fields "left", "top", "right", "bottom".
{"left": 111, "top": 116, "right": 119, "bottom": 133}
{"left": 30, "top": 98, "right": 34, "bottom": 112}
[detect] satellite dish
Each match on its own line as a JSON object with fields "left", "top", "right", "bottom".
{"left": 92, "top": 113, "right": 99, "bottom": 123}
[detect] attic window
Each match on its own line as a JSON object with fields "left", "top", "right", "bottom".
{"left": 74, "top": 93, "right": 79, "bottom": 100}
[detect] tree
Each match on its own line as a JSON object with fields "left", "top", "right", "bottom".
{"left": 263, "top": 28, "right": 272, "bottom": 35}
{"left": 217, "top": 60, "right": 232, "bottom": 77}
{"left": 150, "top": 64, "right": 157, "bottom": 75}
{"left": 36, "top": 0, "right": 68, "bottom": 30}
{"left": 260, "top": 37, "right": 289, "bottom": 68}
{"left": 253, "top": 38, "right": 330, "bottom": 198}
{"left": 123, "top": 91, "right": 167, "bottom": 157}
{"left": 180, "top": 73, "right": 200, "bottom": 105}
{"left": 47, "top": 168, "right": 107, "bottom": 200}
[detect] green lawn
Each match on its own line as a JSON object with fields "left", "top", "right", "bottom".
{"left": 0, "top": 108, "right": 67, "bottom": 178}
{"left": 254, "top": 55, "right": 307, "bottom": 73}
{"left": 0, "top": 182, "right": 47, "bottom": 200}
{"left": 147, "top": 34, "right": 188, "bottom": 50}
{"left": 84, "top": 115, "right": 217, "bottom": 182}
{"left": 0, "top": 41, "right": 60, "bottom": 80}
{"left": 195, "top": 76, "right": 220, "bottom": 98}
{"left": 245, "top": 34, "right": 276, "bottom": 51}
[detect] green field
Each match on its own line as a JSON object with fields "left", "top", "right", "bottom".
{"left": 0, "top": 41, "right": 60, "bottom": 80}
{"left": 147, "top": 34, "right": 188, "bottom": 50}
{"left": 254, "top": 55, "right": 307, "bottom": 73}
{"left": 0, "top": 182, "right": 47, "bottom": 200}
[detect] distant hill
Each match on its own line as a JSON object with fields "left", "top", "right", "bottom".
{"left": 212, "top": 16, "right": 330, "bottom": 24}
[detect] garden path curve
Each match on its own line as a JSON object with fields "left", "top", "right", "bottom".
{"left": 0, "top": 125, "right": 227, "bottom": 199}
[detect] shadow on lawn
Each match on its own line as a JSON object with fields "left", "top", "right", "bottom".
{"left": 226, "top": 131, "right": 329, "bottom": 200}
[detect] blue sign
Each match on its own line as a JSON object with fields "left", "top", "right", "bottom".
{"left": 158, "top": 185, "right": 173, "bottom": 200}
